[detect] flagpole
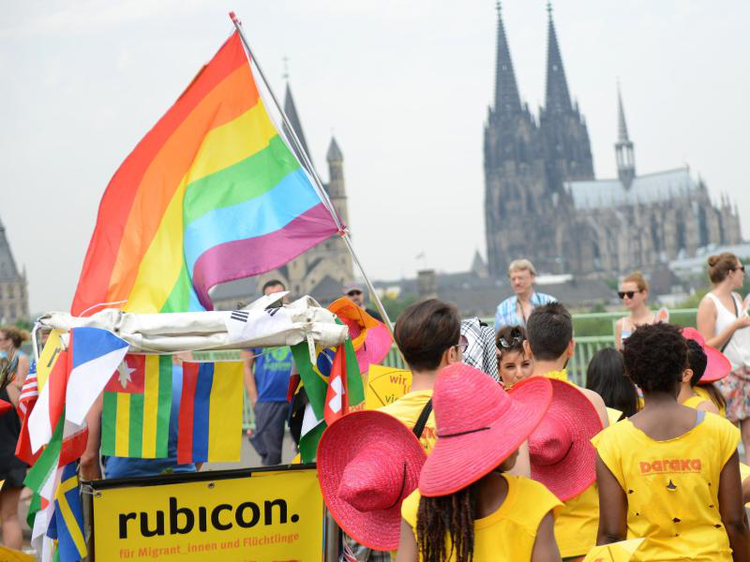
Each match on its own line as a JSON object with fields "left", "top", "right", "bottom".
{"left": 229, "top": 12, "right": 396, "bottom": 334}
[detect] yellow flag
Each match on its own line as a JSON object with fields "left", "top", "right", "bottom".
{"left": 37, "top": 330, "right": 64, "bottom": 390}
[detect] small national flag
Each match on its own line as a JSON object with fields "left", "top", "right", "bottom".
{"left": 101, "top": 355, "right": 173, "bottom": 459}
{"left": 177, "top": 362, "right": 243, "bottom": 464}
{"left": 28, "top": 328, "right": 129, "bottom": 453}
{"left": 46, "top": 463, "right": 87, "bottom": 562}
{"left": 16, "top": 362, "right": 40, "bottom": 465}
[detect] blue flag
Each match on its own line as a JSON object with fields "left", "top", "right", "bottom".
{"left": 46, "top": 463, "right": 87, "bottom": 561}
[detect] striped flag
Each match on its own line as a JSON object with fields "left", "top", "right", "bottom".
{"left": 28, "top": 327, "right": 129, "bottom": 453}
{"left": 176, "top": 362, "right": 243, "bottom": 464}
{"left": 46, "top": 463, "right": 87, "bottom": 562}
{"left": 18, "top": 361, "right": 38, "bottom": 417}
{"left": 101, "top": 355, "right": 173, "bottom": 458}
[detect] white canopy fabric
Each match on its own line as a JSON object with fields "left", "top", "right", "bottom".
{"left": 36, "top": 294, "right": 348, "bottom": 355}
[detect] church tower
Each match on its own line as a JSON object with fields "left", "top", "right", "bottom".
{"left": 615, "top": 85, "right": 636, "bottom": 188}
{"left": 0, "top": 216, "right": 29, "bottom": 323}
{"left": 484, "top": 2, "right": 550, "bottom": 276}
{"left": 539, "top": 3, "right": 594, "bottom": 189}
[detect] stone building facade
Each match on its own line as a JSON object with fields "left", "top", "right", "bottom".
{"left": 0, "top": 216, "right": 29, "bottom": 323}
{"left": 484, "top": 5, "right": 742, "bottom": 277}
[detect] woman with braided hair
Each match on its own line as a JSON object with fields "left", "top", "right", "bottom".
{"left": 396, "top": 363, "right": 561, "bottom": 562}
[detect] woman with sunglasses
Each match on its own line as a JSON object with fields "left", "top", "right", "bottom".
{"left": 614, "top": 271, "right": 657, "bottom": 350}
{"left": 697, "top": 252, "right": 750, "bottom": 460}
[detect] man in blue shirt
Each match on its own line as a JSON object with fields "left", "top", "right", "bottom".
{"left": 242, "top": 280, "right": 293, "bottom": 466}
{"left": 494, "top": 259, "right": 556, "bottom": 331}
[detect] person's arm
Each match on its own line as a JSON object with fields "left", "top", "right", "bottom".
{"left": 718, "top": 451, "right": 750, "bottom": 562}
{"left": 742, "top": 474, "right": 750, "bottom": 506}
{"left": 395, "top": 518, "right": 419, "bottom": 562}
{"left": 80, "top": 394, "right": 103, "bottom": 481}
{"left": 531, "top": 511, "right": 562, "bottom": 562}
{"left": 241, "top": 350, "right": 258, "bottom": 405}
{"left": 14, "top": 354, "right": 29, "bottom": 386}
{"left": 614, "top": 318, "right": 624, "bottom": 351}
{"left": 596, "top": 454, "right": 628, "bottom": 545}
{"left": 698, "top": 296, "right": 750, "bottom": 350}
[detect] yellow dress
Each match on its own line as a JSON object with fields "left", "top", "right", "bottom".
{"left": 378, "top": 390, "right": 435, "bottom": 453}
{"left": 401, "top": 475, "right": 562, "bottom": 561}
{"left": 593, "top": 414, "right": 740, "bottom": 561}
{"left": 554, "top": 482, "right": 600, "bottom": 558}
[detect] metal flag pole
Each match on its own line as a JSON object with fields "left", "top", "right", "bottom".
{"left": 229, "top": 12, "right": 396, "bottom": 333}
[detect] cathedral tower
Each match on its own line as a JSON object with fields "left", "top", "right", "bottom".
{"left": 0, "top": 216, "right": 29, "bottom": 323}
{"left": 539, "top": 3, "right": 594, "bottom": 189}
{"left": 615, "top": 85, "right": 636, "bottom": 188}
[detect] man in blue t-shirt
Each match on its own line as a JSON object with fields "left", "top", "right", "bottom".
{"left": 241, "top": 280, "right": 293, "bottom": 465}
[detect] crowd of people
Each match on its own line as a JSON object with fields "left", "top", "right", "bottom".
{"left": 1, "top": 251, "right": 750, "bottom": 561}
{"left": 319, "top": 251, "right": 750, "bottom": 561}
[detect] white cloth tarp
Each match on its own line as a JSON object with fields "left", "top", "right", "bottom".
{"left": 36, "top": 293, "right": 347, "bottom": 354}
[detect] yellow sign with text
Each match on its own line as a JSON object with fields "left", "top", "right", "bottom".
{"left": 93, "top": 468, "right": 323, "bottom": 562}
{"left": 365, "top": 365, "right": 412, "bottom": 409}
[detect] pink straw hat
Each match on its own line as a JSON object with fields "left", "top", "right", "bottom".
{"left": 418, "top": 363, "right": 552, "bottom": 497}
{"left": 528, "top": 379, "right": 603, "bottom": 501}
{"left": 682, "top": 327, "right": 731, "bottom": 383}
{"left": 316, "top": 410, "right": 427, "bottom": 551}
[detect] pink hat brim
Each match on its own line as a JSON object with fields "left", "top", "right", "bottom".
{"left": 529, "top": 380, "right": 603, "bottom": 501}
{"left": 700, "top": 346, "right": 732, "bottom": 383}
{"left": 419, "top": 376, "right": 552, "bottom": 497}
{"left": 317, "top": 411, "right": 426, "bottom": 551}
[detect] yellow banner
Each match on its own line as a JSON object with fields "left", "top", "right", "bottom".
{"left": 37, "top": 329, "right": 64, "bottom": 390}
{"left": 365, "top": 365, "right": 412, "bottom": 409}
{"left": 93, "top": 467, "right": 324, "bottom": 561}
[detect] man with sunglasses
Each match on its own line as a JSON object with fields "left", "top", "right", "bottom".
{"left": 494, "top": 258, "right": 556, "bottom": 332}
{"left": 344, "top": 282, "right": 383, "bottom": 322}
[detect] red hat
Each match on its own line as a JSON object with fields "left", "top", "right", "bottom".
{"left": 528, "top": 379, "right": 603, "bottom": 501}
{"left": 418, "top": 363, "right": 552, "bottom": 497}
{"left": 316, "top": 410, "right": 426, "bottom": 551}
{"left": 682, "top": 327, "right": 731, "bottom": 383}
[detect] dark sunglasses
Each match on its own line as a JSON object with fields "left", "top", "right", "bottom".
{"left": 346, "top": 290, "right": 363, "bottom": 296}
{"left": 618, "top": 291, "right": 641, "bottom": 299}
{"left": 733, "top": 266, "right": 746, "bottom": 273}
{"left": 497, "top": 327, "right": 524, "bottom": 349}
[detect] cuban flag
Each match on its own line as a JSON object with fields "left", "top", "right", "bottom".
{"left": 29, "top": 327, "right": 129, "bottom": 453}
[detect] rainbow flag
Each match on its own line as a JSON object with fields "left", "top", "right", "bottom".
{"left": 101, "top": 355, "right": 173, "bottom": 458}
{"left": 177, "top": 362, "right": 243, "bottom": 464}
{"left": 71, "top": 31, "right": 339, "bottom": 315}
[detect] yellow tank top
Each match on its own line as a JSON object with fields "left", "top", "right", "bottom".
{"left": 401, "top": 475, "right": 562, "bottom": 561}
{"left": 681, "top": 394, "right": 710, "bottom": 411}
{"left": 593, "top": 414, "right": 740, "bottom": 561}
{"left": 693, "top": 385, "right": 727, "bottom": 417}
{"left": 553, "top": 482, "right": 599, "bottom": 558}
{"left": 378, "top": 390, "right": 436, "bottom": 453}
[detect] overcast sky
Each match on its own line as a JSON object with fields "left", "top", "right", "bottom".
{"left": 3, "top": 1, "right": 749, "bottom": 314}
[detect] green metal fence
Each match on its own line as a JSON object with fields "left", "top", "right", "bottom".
{"left": 197, "top": 307, "right": 699, "bottom": 429}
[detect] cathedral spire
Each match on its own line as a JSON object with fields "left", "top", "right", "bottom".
{"left": 615, "top": 83, "right": 636, "bottom": 188}
{"left": 493, "top": 1, "right": 522, "bottom": 115}
{"left": 544, "top": 1, "right": 573, "bottom": 114}
{"left": 283, "top": 82, "right": 313, "bottom": 171}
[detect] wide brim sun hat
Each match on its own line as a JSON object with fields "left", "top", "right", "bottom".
{"left": 418, "top": 363, "right": 552, "bottom": 497}
{"left": 682, "top": 327, "right": 731, "bottom": 383}
{"left": 528, "top": 379, "right": 603, "bottom": 501}
{"left": 316, "top": 410, "right": 426, "bottom": 551}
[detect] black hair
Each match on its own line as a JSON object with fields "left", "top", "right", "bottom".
{"left": 416, "top": 486, "right": 476, "bottom": 562}
{"left": 585, "top": 347, "right": 638, "bottom": 418}
{"left": 394, "top": 299, "right": 461, "bottom": 371}
{"left": 262, "top": 279, "right": 286, "bottom": 293}
{"left": 622, "top": 323, "right": 688, "bottom": 393}
{"left": 686, "top": 339, "right": 707, "bottom": 387}
{"left": 495, "top": 325, "right": 527, "bottom": 358}
{"left": 526, "top": 302, "right": 573, "bottom": 361}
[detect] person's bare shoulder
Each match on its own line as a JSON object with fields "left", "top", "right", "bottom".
{"left": 578, "top": 386, "right": 609, "bottom": 428}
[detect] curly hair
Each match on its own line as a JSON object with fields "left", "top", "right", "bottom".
{"left": 622, "top": 323, "right": 687, "bottom": 393}
{"left": 416, "top": 485, "right": 476, "bottom": 562}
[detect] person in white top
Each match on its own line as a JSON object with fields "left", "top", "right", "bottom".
{"left": 614, "top": 271, "right": 658, "bottom": 350}
{"left": 697, "top": 251, "right": 750, "bottom": 458}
